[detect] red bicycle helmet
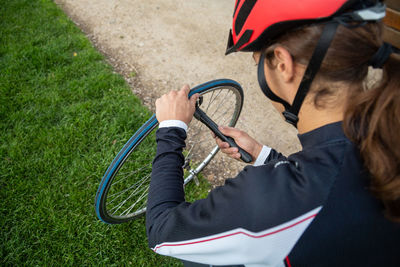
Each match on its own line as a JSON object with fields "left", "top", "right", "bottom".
{"left": 226, "top": 0, "right": 385, "bottom": 54}
{"left": 226, "top": 0, "right": 386, "bottom": 127}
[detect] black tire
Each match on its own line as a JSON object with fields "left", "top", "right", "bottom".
{"left": 95, "top": 79, "right": 244, "bottom": 224}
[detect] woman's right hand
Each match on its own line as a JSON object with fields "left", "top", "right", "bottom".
{"left": 213, "top": 126, "right": 263, "bottom": 163}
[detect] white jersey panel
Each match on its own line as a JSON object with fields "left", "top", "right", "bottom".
{"left": 153, "top": 207, "right": 322, "bottom": 266}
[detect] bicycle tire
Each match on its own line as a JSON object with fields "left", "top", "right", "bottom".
{"left": 95, "top": 79, "right": 244, "bottom": 224}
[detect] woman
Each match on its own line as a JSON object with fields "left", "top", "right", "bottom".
{"left": 146, "top": 0, "right": 400, "bottom": 266}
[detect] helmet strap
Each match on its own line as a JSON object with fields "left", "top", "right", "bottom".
{"left": 257, "top": 53, "right": 291, "bottom": 110}
{"left": 257, "top": 21, "right": 339, "bottom": 128}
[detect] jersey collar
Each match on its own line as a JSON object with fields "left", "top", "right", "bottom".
{"left": 298, "top": 121, "right": 349, "bottom": 149}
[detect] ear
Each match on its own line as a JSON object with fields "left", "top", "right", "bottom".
{"left": 273, "top": 46, "right": 295, "bottom": 83}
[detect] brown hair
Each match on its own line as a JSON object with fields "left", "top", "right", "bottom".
{"left": 264, "top": 22, "right": 400, "bottom": 222}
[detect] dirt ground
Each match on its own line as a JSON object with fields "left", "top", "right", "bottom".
{"left": 54, "top": 0, "right": 301, "bottom": 183}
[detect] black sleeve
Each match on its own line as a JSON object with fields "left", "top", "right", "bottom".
{"left": 265, "top": 148, "right": 288, "bottom": 163}
{"left": 146, "top": 127, "right": 187, "bottom": 235}
{"left": 145, "top": 127, "right": 335, "bottom": 266}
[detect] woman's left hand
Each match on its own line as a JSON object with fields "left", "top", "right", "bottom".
{"left": 155, "top": 84, "right": 199, "bottom": 125}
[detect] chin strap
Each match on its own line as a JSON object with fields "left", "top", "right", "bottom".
{"left": 257, "top": 22, "right": 339, "bottom": 128}
{"left": 257, "top": 53, "right": 291, "bottom": 110}
{"left": 285, "top": 22, "right": 339, "bottom": 127}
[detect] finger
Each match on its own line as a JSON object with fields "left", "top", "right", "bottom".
{"left": 168, "top": 90, "right": 178, "bottom": 95}
{"left": 165, "top": 91, "right": 176, "bottom": 100}
{"left": 215, "top": 138, "right": 229, "bottom": 148}
{"left": 210, "top": 132, "right": 216, "bottom": 138}
{"left": 155, "top": 97, "right": 164, "bottom": 107}
{"left": 221, "top": 147, "right": 239, "bottom": 154}
{"left": 221, "top": 142, "right": 230, "bottom": 149}
{"left": 190, "top": 93, "right": 200, "bottom": 106}
{"left": 219, "top": 143, "right": 231, "bottom": 150}
{"left": 224, "top": 151, "right": 241, "bottom": 161}
{"left": 218, "top": 126, "right": 242, "bottom": 139}
{"left": 180, "top": 84, "right": 190, "bottom": 96}
{"left": 233, "top": 153, "right": 241, "bottom": 160}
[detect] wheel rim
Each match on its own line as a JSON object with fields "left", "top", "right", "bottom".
{"left": 102, "top": 85, "right": 242, "bottom": 222}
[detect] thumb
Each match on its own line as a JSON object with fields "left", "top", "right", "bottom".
{"left": 218, "top": 126, "right": 241, "bottom": 138}
{"left": 190, "top": 93, "right": 200, "bottom": 106}
{"left": 181, "top": 84, "right": 190, "bottom": 95}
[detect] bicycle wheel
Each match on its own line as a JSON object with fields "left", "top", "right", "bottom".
{"left": 95, "top": 79, "right": 244, "bottom": 224}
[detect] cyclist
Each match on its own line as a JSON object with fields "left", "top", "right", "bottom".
{"left": 146, "top": 0, "right": 400, "bottom": 266}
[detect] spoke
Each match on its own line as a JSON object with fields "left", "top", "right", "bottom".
{"left": 194, "top": 90, "right": 226, "bottom": 127}
{"left": 198, "top": 89, "right": 223, "bottom": 119}
{"left": 184, "top": 143, "right": 196, "bottom": 160}
{"left": 188, "top": 90, "right": 236, "bottom": 153}
{"left": 212, "top": 101, "right": 234, "bottom": 122}
{"left": 192, "top": 89, "right": 227, "bottom": 138}
{"left": 121, "top": 187, "right": 149, "bottom": 216}
{"left": 203, "top": 89, "right": 215, "bottom": 113}
{"left": 220, "top": 103, "right": 238, "bottom": 126}
{"left": 109, "top": 172, "right": 151, "bottom": 201}
{"left": 113, "top": 164, "right": 152, "bottom": 185}
{"left": 108, "top": 173, "right": 151, "bottom": 210}
{"left": 189, "top": 119, "right": 207, "bottom": 153}
{"left": 208, "top": 90, "right": 232, "bottom": 120}
{"left": 110, "top": 186, "right": 138, "bottom": 215}
{"left": 122, "top": 157, "right": 154, "bottom": 165}
{"left": 212, "top": 103, "right": 234, "bottom": 125}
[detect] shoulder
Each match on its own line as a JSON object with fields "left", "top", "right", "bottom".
{"left": 225, "top": 140, "right": 354, "bottom": 228}
{"left": 243, "top": 138, "right": 351, "bottom": 190}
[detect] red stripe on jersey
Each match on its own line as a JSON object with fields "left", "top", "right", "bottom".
{"left": 286, "top": 256, "right": 292, "bottom": 267}
{"left": 153, "top": 213, "right": 317, "bottom": 252}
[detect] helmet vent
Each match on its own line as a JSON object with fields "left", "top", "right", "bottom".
{"left": 233, "top": 0, "right": 241, "bottom": 18}
{"left": 235, "top": 0, "right": 257, "bottom": 36}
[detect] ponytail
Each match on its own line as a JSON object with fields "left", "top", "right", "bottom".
{"left": 343, "top": 52, "right": 400, "bottom": 222}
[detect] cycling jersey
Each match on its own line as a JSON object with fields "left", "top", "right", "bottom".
{"left": 146, "top": 122, "right": 400, "bottom": 267}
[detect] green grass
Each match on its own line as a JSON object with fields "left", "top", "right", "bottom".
{"left": 0, "top": 0, "right": 210, "bottom": 265}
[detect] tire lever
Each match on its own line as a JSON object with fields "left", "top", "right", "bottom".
{"left": 193, "top": 106, "right": 253, "bottom": 163}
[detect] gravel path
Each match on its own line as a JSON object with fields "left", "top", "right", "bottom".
{"left": 55, "top": 0, "right": 301, "bottom": 183}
